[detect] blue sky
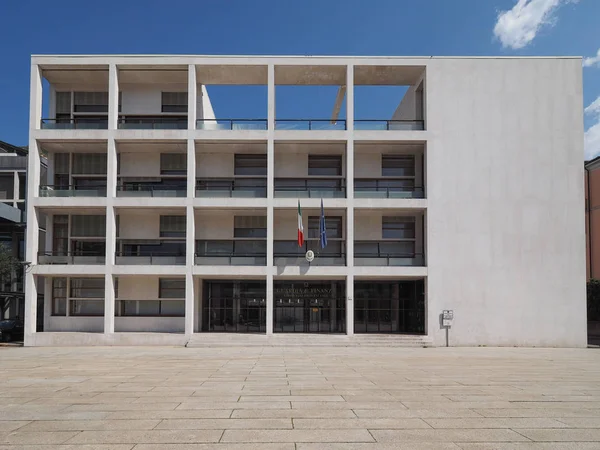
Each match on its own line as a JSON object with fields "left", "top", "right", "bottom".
{"left": 0, "top": 0, "right": 599, "bottom": 157}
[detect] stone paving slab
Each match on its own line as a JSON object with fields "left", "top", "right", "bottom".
{"left": 0, "top": 346, "right": 600, "bottom": 448}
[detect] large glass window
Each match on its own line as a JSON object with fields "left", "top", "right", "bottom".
{"left": 161, "top": 92, "right": 188, "bottom": 113}
{"left": 69, "top": 278, "right": 104, "bottom": 317}
{"left": 52, "top": 278, "right": 67, "bottom": 316}
{"left": 52, "top": 215, "right": 68, "bottom": 255}
{"left": 71, "top": 215, "right": 106, "bottom": 237}
{"left": 0, "top": 174, "right": 14, "bottom": 200}
{"left": 160, "top": 153, "right": 187, "bottom": 175}
{"left": 234, "top": 154, "right": 267, "bottom": 176}
{"left": 159, "top": 278, "right": 185, "bottom": 299}
{"left": 308, "top": 155, "right": 342, "bottom": 176}
{"left": 382, "top": 216, "right": 415, "bottom": 239}
{"left": 72, "top": 154, "right": 107, "bottom": 175}
{"left": 73, "top": 92, "right": 109, "bottom": 113}
{"left": 159, "top": 215, "right": 186, "bottom": 238}
{"left": 234, "top": 216, "right": 267, "bottom": 238}
{"left": 382, "top": 155, "right": 415, "bottom": 177}
{"left": 308, "top": 216, "right": 342, "bottom": 239}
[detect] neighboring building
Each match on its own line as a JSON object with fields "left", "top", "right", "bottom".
{"left": 24, "top": 55, "right": 586, "bottom": 347}
{"left": 586, "top": 157, "right": 600, "bottom": 280}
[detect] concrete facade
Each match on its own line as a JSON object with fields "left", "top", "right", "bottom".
{"left": 25, "top": 55, "right": 586, "bottom": 347}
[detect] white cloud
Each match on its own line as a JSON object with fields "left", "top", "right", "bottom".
{"left": 583, "top": 49, "right": 600, "bottom": 68}
{"left": 493, "top": 0, "right": 577, "bottom": 50}
{"left": 585, "top": 97, "right": 600, "bottom": 160}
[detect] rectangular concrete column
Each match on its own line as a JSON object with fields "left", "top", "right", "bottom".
{"left": 104, "top": 274, "right": 115, "bottom": 334}
{"left": 346, "top": 274, "right": 354, "bottom": 336}
{"left": 346, "top": 64, "right": 355, "bottom": 277}
{"left": 266, "top": 274, "right": 273, "bottom": 335}
{"left": 267, "top": 64, "right": 275, "bottom": 271}
{"left": 188, "top": 65, "right": 197, "bottom": 130}
{"left": 185, "top": 272, "right": 195, "bottom": 336}
{"left": 108, "top": 64, "right": 119, "bottom": 130}
{"left": 187, "top": 139, "right": 196, "bottom": 200}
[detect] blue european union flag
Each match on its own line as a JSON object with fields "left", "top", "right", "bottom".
{"left": 319, "top": 198, "right": 327, "bottom": 249}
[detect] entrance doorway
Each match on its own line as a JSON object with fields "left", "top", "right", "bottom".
{"left": 201, "top": 281, "right": 266, "bottom": 333}
{"left": 354, "top": 280, "right": 425, "bottom": 334}
{"left": 273, "top": 281, "right": 346, "bottom": 333}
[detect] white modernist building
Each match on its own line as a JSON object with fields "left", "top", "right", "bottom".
{"left": 25, "top": 55, "right": 587, "bottom": 347}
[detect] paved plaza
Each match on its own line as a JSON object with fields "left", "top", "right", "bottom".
{"left": 0, "top": 346, "right": 599, "bottom": 449}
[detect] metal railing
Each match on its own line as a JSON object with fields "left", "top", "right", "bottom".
{"left": 354, "top": 120, "right": 425, "bottom": 131}
{"left": 118, "top": 118, "right": 187, "bottom": 130}
{"left": 195, "top": 178, "right": 267, "bottom": 198}
{"left": 274, "top": 240, "right": 346, "bottom": 266}
{"left": 115, "top": 251, "right": 186, "bottom": 265}
{"left": 115, "top": 299, "right": 185, "bottom": 317}
{"left": 354, "top": 179, "right": 424, "bottom": 199}
{"left": 40, "top": 185, "right": 107, "bottom": 197}
{"left": 41, "top": 118, "right": 108, "bottom": 130}
{"left": 195, "top": 240, "right": 267, "bottom": 265}
{"left": 116, "top": 184, "right": 187, "bottom": 198}
{"left": 196, "top": 119, "right": 267, "bottom": 130}
{"left": 275, "top": 119, "right": 346, "bottom": 131}
{"left": 274, "top": 178, "right": 346, "bottom": 198}
{"left": 354, "top": 242, "right": 425, "bottom": 266}
{"left": 38, "top": 251, "right": 106, "bottom": 265}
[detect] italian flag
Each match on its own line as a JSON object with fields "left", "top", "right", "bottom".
{"left": 297, "top": 201, "right": 304, "bottom": 247}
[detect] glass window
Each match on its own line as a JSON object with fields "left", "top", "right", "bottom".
{"left": 161, "top": 92, "right": 188, "bottom": 113}
{"left": 72, "top": 154, "right": 107, "bottom": 175}
{"left": 382, "top": 216, "right": 415, "bottom": 239}
{"left": 73, "top": 92, "right": 108, "bottom": 113}
{"left": 71, "top": 215, "right": 106, "bottom": 237}
{"left": 159, "top": 278, "right": 185, "bottom": 299}
{"left": 70, "top": 278, "right": 104, "bottom": 299}
{"left": 56, "top": 92, "right": 71, "bottom": 114}
{"left": 54, "top": 153, "right": 70, "bottom": 174}
{"left": 308, "top": 155, "right": 342, "bottom": 176}
{"left": 234, "top": 154, "right": 267, "bottom": 176}
{"left": 52, "top": 278, "right": 67, "bottom": 316}
{"left": 159, "top": 215, "right": 186, "bottom": 238}
{"left": 160, "top": 300, "right": 185, "bottom": 316}
{"left": 72, "top": 240, "right": 105, "bottom": 256}
{"left": 18, "top": 173, "right": 26, "bottom": 199}
{"left": 0, "top": 174, "right": 14, "bottom": 200}
{"left": 70, "top": 300, "right": 104, "bottom": 316}
{"left": 382, "top": 155, "right": 415, "bottom": 177}
{"left": 53, "top": 215, "right": 69, "bottom": 255}
{"left": 308, "top": 216, "right": 342, "bottom": 239}
{"left": 160, "top": 153, "right": 187, "bottom": 175}
{"left": 234, "top": 216, "right": 267, "bottom": 238}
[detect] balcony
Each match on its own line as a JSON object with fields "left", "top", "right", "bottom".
{"left": 115, "top": 239, "right": 186, "bottom": 265}
{"left": 118, "top": 117, "right": 187, "bottom": 130}
{"left": 117, "top": 181, "right": 187, "bottom": 198}
{"left": 354, "top": 179, "right": 424, "bottom": 199}
{"left": 274, "top": 240, "right": 346, "bottom": 266}
{"left": 38, "top": 251, "right": 105, "bottom": 265}
{"left": 354, "top": 120, "right": 424, "bottom": 131}
{"left": 41, "top": 118, "right": 108, "bottom": 130}
{"left": 40, "top": 184, "right": 107, "bottom": 198}
{"left": 196, "top": 119, "right": 267, "bottom": 131}
{"left": 274, "top": 178, "right": 346, "bottom": 199}
{"left": 195, "top": 240, "right": 266, "bottom": 266}
{"left": 115, "top": 251, "right": 186, "bottom": 265}
{"left": 354, "top": 241, "right": 425, "bottom": 266}
{"left": 196, "top": 178, "right": 267, "bottom": 198}
{"left": 275, "top": 120, "right": 346, "bottom": 131}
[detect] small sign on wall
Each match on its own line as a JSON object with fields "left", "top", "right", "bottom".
{"left": 442, "top": 310, "right": 454, "bottom": 327}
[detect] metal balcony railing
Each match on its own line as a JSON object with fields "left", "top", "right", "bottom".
{"left": 354, "top": 120, "right": 425, "bottom": 131}
{"left": 115, "top": 251, "right": 186, "bottom": 265}
{"left": 38, "top": 251, "right": 106, "bottom": 265}
{"left": 274, "top": 240, "right": 346, "bottom": 266}
{"left": 195, "top": 240, "right": 267, "bottom": 266}
{"left": 41, "top": 118, "right": 108, "bottom": 130}
{"left": 40, "top": 185, "right": 107, "bottom": 198}
{"left": 196, "top": 178, "right": 267, "bottom": 198}
{"left": 116, "top": 184, "right": 187, "bottom": 198}
{"left": 354, "top": 241, "right": 425, "bottom": 266}
{"left": 118, "top": 118, "right": 187, "bottom": 130}
{"left": 274, "top": 178, "right": 346, "bottom": 198}
{"left": 196, "top": 119, "right": 267, "bottom": 130}
{"left": 275, "top": 119, "right": 346, "bottom": 131}
{"left": 354, "top": 179, "right": 424, "bottom": 199}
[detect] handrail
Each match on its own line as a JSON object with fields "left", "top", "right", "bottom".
{"left": 38, "top": 251, "right": 106, "bottom": 265}
{"left": 118, "top": 117, "right": 187, "bottom": 130}
{"left": 196, "top": 119, "right": 268, "bottom": 130}
{"left": 117, "top": 184, "right": 186, "bottom": 197}
{"left": 275, "top": 119, "right": 346, "bottom": 131}
{"left": 274, "top": 178, "right": 346, "bottom": 190}
{"left": 354, "top": 179, "right": 424, "bottom": 198}
{"left": 354, "top": 120, "right": 424, "bottom": 131}
{"left": 40, "top": 184, "right": 107, "bottom": 190}
{"left": 40, "top": 118, "right": 108, "bottom": 129}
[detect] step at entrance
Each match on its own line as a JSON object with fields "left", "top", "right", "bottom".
{"left": 185, "top": 333, "right": 433, "bottom": 347}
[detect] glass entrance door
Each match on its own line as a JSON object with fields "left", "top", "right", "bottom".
{"left": 273, "top": 281, "right": 346, "bottom": 333}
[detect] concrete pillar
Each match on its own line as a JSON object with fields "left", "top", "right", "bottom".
{"left": 187, "top": 139, "right": 196, "bottom": 200}
{"left": 29, "top": 64, "right": 42, "bottom": 131}
{"left": 346, "top": 274, "right": 354, "bottom": 336}
{"left": 185, "top": 271, "right": 194, "bottom": 336}
{"left": 104, "top": 274, "right": 115, "bottom": 334}
{"left": 43, "top": 277, "right": 52, "bottom": 331}
{"left": 266, "top": 274, "right": 273, "bottom": 335}
{"left": 188, "top": 65, "right": 197, "bottom": 130}
{"left": 346, "top": 64, "right": 354, "bottom": 132}
{"left": 108, "top": 64, "right": 119, "bottom": 131}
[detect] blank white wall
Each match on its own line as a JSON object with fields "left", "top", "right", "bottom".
{"left": 119, "top": 211, "right": 160, "bottom": 239}
{"left": 120, "top": 152, "right": 160, "bottom": 177}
